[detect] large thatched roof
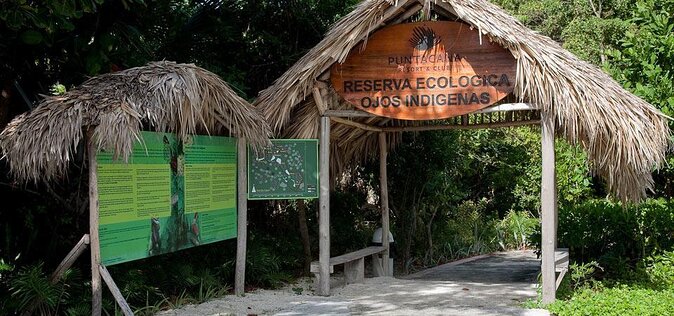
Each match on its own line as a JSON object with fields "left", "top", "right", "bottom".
{"left": 1, "top": 61, "right": 271, "bottom": 183}
{"left": 255, "top": 0, "right": 671, "bottom": 202}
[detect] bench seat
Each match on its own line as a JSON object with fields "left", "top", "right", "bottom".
{"left": 311, "top": 246, "right": 386, "bottom": 288}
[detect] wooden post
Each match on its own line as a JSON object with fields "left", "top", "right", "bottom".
{"left": 87, "top": 129, "right": 102, "bottom": 316}
{"left": 99, "top": 265, "right": 133, "bottom": 316}
{"left": 235, "top": 138, "right": 248, "bottom": 296}
{"left": 318, "top": 116, "right": 331, "bottom": 296}
{"left": 541, "top": 112, "right": 557, "bottom": 304}
{"left": 379, "top": 132, "right": 391, "bottom": 276}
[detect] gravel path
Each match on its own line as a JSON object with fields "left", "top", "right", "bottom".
{"left": 159, "top": 251, "right": 549, "bottom": 316}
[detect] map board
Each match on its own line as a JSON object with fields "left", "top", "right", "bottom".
{"left": 97, "top": 131, "right": 237, "bottom": 266}
{"left": 247, "top": 139, "right": 319, "bottom": 200}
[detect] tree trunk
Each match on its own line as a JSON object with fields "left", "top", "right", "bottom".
{"left": 402, "top": 189, "right": 418, "bottom": 274}
{"left": 297, "top": 199, "right": 312, "bottom": 274}
{"left": 425, "top": 206, "right": 438, "bottom": 265}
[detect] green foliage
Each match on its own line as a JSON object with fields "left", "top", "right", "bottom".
{"left": 559, "top": 198, "right": 674, "bottom": 276}
{"left": 547, "top": 285, "right": 674, "bottom": 316}
{"left": 496, "top": 210, "right": 539, "bottom": 250}
{"left": 6, "top": 263, "right": 85, "bottom": 315}
{"left": 605, "top": 0, "right": 674, "bottom": 116}
{"left": 242, "top": 235, "right": 295, "bottom": 288}
{"left": 569, "top": 261, "right": 603, "bottom": 290}
{"left": 645, "top": 251, "right": 674, "bottom": 289}
{"left": 493, "top": 0, "right": 632, "bottom": 64}
{"left": 439, "top": 199, "right": 498, "bottom": 260}
{"left": 542, "top": 253, "right": 674, "bottom": 314}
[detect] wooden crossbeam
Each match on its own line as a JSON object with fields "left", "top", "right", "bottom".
{"left": 50, "top": 234, "right": 89, "bottom": 282}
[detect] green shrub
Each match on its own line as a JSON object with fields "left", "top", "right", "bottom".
{"left": 558, "top": 198, "right": 674, "bottom": 276}
{"left": 555, "top": 261, "right": 604, "bottom": 299}
{"left": 438, "top": 199, "right": 498, "bottom": 261}
{"left": 645, "top": 251, "right": 674, "bottom": 289}
{"left": 496, "top": 210, "right": 539, "bottom": 250}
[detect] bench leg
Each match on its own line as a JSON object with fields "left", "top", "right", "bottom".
{"left": 344, "top": 257, "right": 365, "bottom": 284}
{"left": 372, "top": 254, "right": 384, "bottom": 277}
{"left": 313, "top": 272, "right": 321, "bottom": 291}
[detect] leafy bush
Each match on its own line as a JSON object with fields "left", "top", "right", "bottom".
{"left": 438, "top": 199, "right": 499, "bottom": 261}
{"left": 496, "top": 210, "right": 539, "bottom": 250}
{"left": 645, "top": 251, "right": 674, "bottom": 289}
{"left": 554, "top": 260, "right": 603, "bottom": 300}
{"left": 558, "top": 198, "right": 674, "bottom": 276}
{"left": 242, "top": 234, "right": 297, "bottom": 288}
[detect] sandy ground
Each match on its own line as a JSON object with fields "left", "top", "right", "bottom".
{"left": 159, "top": 251, "right": 549, "bottom": 316}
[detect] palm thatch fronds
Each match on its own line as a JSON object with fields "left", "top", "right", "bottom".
{"left": 255, "top": 0, "right": 671, "bottom": 202}
{"left": 1, "top": 61, "right": 271, "bottom": 183}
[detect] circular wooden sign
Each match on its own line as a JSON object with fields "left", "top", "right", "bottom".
{"left": 331, "top": 21, "right": 517, "bottom": 120}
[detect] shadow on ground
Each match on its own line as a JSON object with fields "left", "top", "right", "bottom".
{"left": 161, "top": 251, "right": 548, "bottom": 316}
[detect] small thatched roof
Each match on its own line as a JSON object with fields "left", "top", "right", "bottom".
{"left": 255, "top": 0, "right": 671, "bottom": 202}
{"left": 1, "top": 61, "right": 271, "bottom": 183}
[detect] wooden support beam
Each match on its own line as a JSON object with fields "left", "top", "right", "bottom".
{"left": 541, "top": 112, "right": 557, "bottom": 304}
{"left": 387, "top": 3, "right": 422, "bottom": 24}
{"left": 235, "top": 138, "right": 248, "bottom": 296}
{"left": 87, "top": 129, "right": 103, "bottom": 316}
{"left": 330, "top": 117, "right": 383, "bottom": 132}
{"left": 318, "top": 117, "right": 331, "bottom": 296}
{"left": 430, "top": 2, "right": 457, "bottom": 20}
{"left": 379, "top": 133, "right": 391, "bottom": 276}
{"left": 50, "top": 234, "right": 89, "bottom": 283}
{"left": 99, "top": 265, "right": 133, "bottom": 316}
{"left": 381, "top": 120, "right": 540, "bottom": 132}
{"left": 433, "top": 1, "right": 460, "bottom": 19}
{"left": 323, "top": 110, "right": 376, "bottom": 118}
{"left": 329, "top": 115, "right": 540, "bottom": 133}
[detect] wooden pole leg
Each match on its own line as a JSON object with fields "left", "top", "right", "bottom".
{"left": 235, "top": 138, "right": 248, "bottom": 296}
{"left": 541, "top": 112, "right": 557, "bottom": 304}
{"left": 87, "top": 130, "right": 103, "bottom": 316}
{"left": 379, "top": 133, "right": 390, "bottom": 277}
{"left": 372, "top": 254, "right": 385, "bottom": 277}
{"left": 318, "top": 116, "right": 331, "bottom": 296}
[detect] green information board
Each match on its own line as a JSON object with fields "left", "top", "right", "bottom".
{"left": 247, "top": 139, "right": 319, "bottom": 200}
{"left": 97, "top": 131, "right": 237, "bottom": 266}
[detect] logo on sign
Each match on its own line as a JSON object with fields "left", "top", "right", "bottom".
{"left": 410, "top": 26, "right": 441, "bottom": 51}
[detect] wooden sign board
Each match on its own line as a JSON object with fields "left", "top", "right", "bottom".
{"left": 331, "top": 21, "right": 517, "bottom": 120}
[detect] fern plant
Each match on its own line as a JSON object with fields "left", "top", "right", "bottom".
{"left": 9, "top": 263, "right": 61, "bottom": 314}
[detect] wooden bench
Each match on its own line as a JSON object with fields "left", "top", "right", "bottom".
{"left": 555, "top": 248, "right": 570, "bottom": 289}
{"left": 310, "top": 246, "right": 386, "bottom": 288}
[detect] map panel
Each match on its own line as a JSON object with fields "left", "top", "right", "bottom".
{"left": 247, "top": 139, "right": 318, "bottom": 200}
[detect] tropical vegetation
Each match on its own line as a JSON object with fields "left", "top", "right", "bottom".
{"left": 0, "top": 0, "right": 672, "bottom": 315}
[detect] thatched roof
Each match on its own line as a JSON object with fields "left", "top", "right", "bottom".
{"left": 255, "top": 0, "right": 671, "bottom": 202}
{"left": 1, "top": 61, "right": 271, "bottom": 183}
